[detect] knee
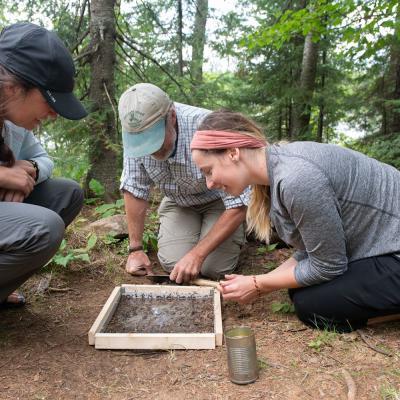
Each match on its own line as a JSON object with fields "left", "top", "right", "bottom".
{"left": 67, "top": 180, "right": 84, "bottom": 212}
{"left": 290, "top": 289, "right": 363, "bottom": 333}
{"left": 45, "top": 212, "right": 65, "bottom": 250}
{"left": 32, "top": 211, "right": 65, "bottom": 257}
{"left": 291, "top": 290, "right": 317, "bottom": 326}
{"left": 61, "top": 179, "right": 84, "bottom": 226}
{"left": 158, "top": 251, "right": 174, "bottom": 272}
{"left": 201, "top": 261, "right": 236, "bottom": 280}
{"left": 16, "top": 211, "right": 64, "bottom": 268}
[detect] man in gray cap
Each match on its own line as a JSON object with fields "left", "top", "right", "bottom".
{"left": 119, "top": 83, "right": 248, "bottom": 283}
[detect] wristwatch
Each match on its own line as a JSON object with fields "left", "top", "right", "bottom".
{"left": 28, "top": 159, "right": 39, "bottom": 182}
{"left": 128, "top": 245, "right": 143, "bottom": 254}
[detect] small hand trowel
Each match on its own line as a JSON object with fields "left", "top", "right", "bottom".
{"left": 147, "top": 274, "right": 219, "bottom": 288}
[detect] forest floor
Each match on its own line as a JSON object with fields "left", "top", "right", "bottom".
{"left": 0, "top": 205, "right": 400, "bottom": 400}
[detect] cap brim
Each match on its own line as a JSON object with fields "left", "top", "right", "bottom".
{"left": 40, "top": 88, "right": 88, "bottom": 120}
{"left": 122, "top": 118, "right": 165, "bottom": 158}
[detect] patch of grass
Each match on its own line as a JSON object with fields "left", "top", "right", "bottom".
{"left": 258, "top": 358, "right": 270, "bottom": 370}
{"left": 271, "top": 301, "right": 295, "bottom": 314}
{"left": 308, "top": 330, "right": 338, "bottom": 352}
{"left": 380, "top": 384, "right": 400, "bottom": 400}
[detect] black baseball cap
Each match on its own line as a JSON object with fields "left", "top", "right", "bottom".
{"left": 0, "top": 22, "right": 87, "bottom": 120}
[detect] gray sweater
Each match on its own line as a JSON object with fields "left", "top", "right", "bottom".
{"left": 267, "top": 142, "right": 400, "bottom": 286}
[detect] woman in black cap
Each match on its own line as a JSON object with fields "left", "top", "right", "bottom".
{"left": 0, "top": 22, "right": 87, "bottom": 308}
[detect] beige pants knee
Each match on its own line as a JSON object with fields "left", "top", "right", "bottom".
{"left": 157, "top": 197, "right": 246, "bottom": 280}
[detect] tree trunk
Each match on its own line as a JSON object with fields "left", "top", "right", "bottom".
{"left": 292, "top": 32, "right": 319, "bottom": 137}
{"left": 277, "top": 106, "right": 283, "bottom": 140}
{"left": 317, "top": 48, "right": 327, "bottom": 142}
{"left": 177, "top": 0, "right": 184, "bottom": 76}
{"left": 86, "top": 0, "right": 118, "bottom": 200}
{"left": 381, "top": 2, "right": 400, "bottom": 135}
{"left": 190, "top": 0, "right": 208, "bottom": 85}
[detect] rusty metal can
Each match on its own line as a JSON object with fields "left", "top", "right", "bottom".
{"left": 225, "top": 326, "right": 259, "bottom": 384}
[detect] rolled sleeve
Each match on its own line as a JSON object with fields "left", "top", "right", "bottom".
{"left": 293, "top": 250, "right": 307, "bottom": 262}
{"left": 221, "top": 186, "right": 250, "bottom": 209}
{"left": 120, "top": 157, "right": 152, "bottom": 201}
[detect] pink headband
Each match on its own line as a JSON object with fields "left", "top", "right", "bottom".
{"left": 190, "top": 130, "right": 266, "bottom": 150}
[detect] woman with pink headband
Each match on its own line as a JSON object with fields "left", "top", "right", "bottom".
{"left": 190, "top": 109, "right": 400, "bottom": 333}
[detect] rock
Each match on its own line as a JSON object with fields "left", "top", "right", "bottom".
{"left": 87, "top": 214, "right": 128, "bottom": 239}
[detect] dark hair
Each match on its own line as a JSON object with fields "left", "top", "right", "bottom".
{"left": 0, "top": 64, "right": 35, "bottom": 166}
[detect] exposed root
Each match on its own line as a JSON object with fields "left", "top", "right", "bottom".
{"left": 342, "top": 369, "right": 356, "bottom": 400}
{"left": 358, "top": 329, "right": 392, "bottom": 357}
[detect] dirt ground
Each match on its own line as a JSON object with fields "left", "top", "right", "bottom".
{"left": 1, "top": 213, "right": 400, "bottom": 400}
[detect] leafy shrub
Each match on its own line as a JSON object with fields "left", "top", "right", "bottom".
{"left": 94, "top": 199, "right": 125, "bottom": 218}
{"left": 50, "top": 233, "right": 97, "bottom": 267}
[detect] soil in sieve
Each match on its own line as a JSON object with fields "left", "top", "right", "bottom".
{"left": 104, "top": 294, "right": 215, "bottom": 333}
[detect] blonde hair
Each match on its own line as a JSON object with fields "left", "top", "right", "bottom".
{"left": 197, "top": 109, "right": 272, "bottom": 243}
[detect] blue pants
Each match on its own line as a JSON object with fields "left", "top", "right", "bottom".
{"left": 289, "top": 254, "right": 400, "bottom": 332}
{"left": 0, "top": 178, "right": 83, "bottom": 302}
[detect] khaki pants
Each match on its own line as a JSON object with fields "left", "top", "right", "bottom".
{"left": 157, "top": 197, "right": 246, "bottom": 280}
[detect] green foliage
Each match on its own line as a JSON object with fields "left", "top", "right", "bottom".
{"left": 260, "top": 261, "right": 278, "bottom": 271}
{"left": 89, "top": 179, "right": 106, "bottom": 197}
{"left": 344, "top": 134, "right": 400, "bottom": 170}
{"left": 142, "top": 228, "right": 158, "bottom": 253}
{"left": 380, "top": 384, "right": 400, "bottom": 399}
{"left": 256, "top": 243, "right": 278, "bottom": 255}
{"left": 101, "top": 234, "right": 122, "bottom": 246}
{"left": 50, "top": 233, "right": 97, "bottom": 268}
{"left": 142, "top": 210, "right": 159, "bottom": 252}
{"left": 2, "top": 0, "right": 400, "bottom": 185}
{"left": 308, "top": 330, "right": 337, "bottom": 351}
{"left": 257, "top": 358, "right": 270, "bottom": 370}
{"left": 94, "top": 199, "right": 125, "bottom": 218}
{"left": 271, "top": 301, "right": 295, "bottom": 314}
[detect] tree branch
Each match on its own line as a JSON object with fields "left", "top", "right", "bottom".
{"left": 116, "top": 33, "right": 190, "bottom": 102}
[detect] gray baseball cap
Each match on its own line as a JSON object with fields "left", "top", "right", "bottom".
{"left": 119, "top": 83, "right": 172, "bottom": 158}
{"left": 0, "top": 22, "right": 87, "bottom": 120}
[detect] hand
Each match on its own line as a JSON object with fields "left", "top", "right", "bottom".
{"left": 125, "top": 251, "right": 153, "bottom": 276}
{"left": 14, "top": 160, "right": 37, "bottom": 179}
{"left": 218, "top": 274, "right": 259, "bottom": 304}
{"left": 0, "top": 165, "right": 35, "bottom": 196}
{"left": 169, "top": 250, "right": 204, "bottom": 284}
{"left": 0, "top": 189, "right": 25, "bottom": 202}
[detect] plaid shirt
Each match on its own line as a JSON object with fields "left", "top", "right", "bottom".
{"left": 120, "top": 102, "right": 249, "bottom": 209}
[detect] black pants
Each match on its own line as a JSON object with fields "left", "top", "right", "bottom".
{"left": 289, "top": 255, "right": 400, "bottom": 333}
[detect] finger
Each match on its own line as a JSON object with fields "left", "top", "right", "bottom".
{"left": 127, "top": 267, "right": 147, "bottom": 276}
{"left": 0, "top": 189, "right": 5, "bottom": 201}
{"left": 10, "top": 191, "right": 19, "bottom": 202}
{"left": 222, "top": 292, "right": 239, "bottom": 302}
{"left": 224, "top": 274, "right": 239, "bottom": 280}
{"left": 175, "top": 267, "right": 187, "bottom": 284}
{"left": 4, "top": 191, "right": 14, "bottom": 202}
{"left": 15, "top": 192, "right": 24, "bottom": 203}
{"left": 175, "top": 270, "right": 184, "bottom": 284}
{"left": 169, "top": 267, "right": 178, "bottom": 282}
{"left": 146, "top": 269, "right": 155, "bottom": 276}
{"left": 144, "top": 266, "right": 154, "bottom": 275}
